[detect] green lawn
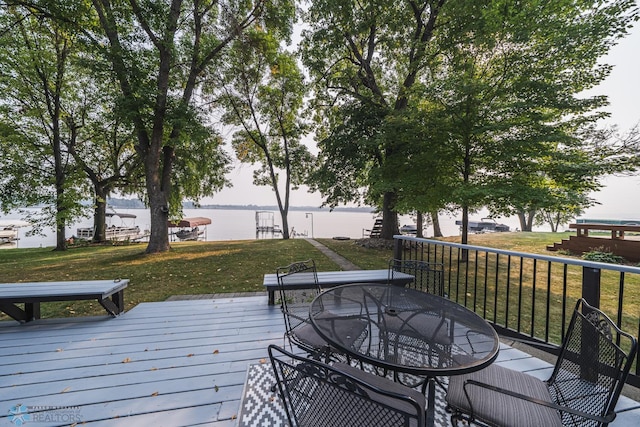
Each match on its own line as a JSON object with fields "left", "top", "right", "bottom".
{"left": 0, "top": 232, "right": 632, "bottom": 320}
{"left": 1, "top": 239, "right": 384, "bottom": 319}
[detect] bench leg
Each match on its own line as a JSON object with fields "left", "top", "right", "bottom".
{"left": 112, "top": 290, "right": 125, "bottom": 313}
{"left": 99, "top": 290, "right": 125, "bottom": 317}
{"left": 0, "top": 302, "right": 39, "bottom": 323}
{"left": 268, "top": 290, "right": 275, "bottom": 305}
{"left": 25, "top": 302, "right": 40, "bottom": 321}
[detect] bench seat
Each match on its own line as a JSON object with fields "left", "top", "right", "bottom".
{"left": 0, "top": 279, "right": 129, "bottom": 323}
{"left": 263, "top": 269, "right": 413, "bottom": 305}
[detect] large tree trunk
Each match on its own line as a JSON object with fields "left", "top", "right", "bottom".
{"left": 144, "top": 145, "right": 171, "bottom": 253}
{"left": 380, "top": 191, "right": 399, "bottom": 239}
{"left": 416, "top": 212, "right": 424, "bottom": 238}
{"left": 146, "top": 193, "right": 171, "bottom": 253}
{"left": 548, "top": 212, "right": 559, "bottom": 232}
{"left": 55, "top": 222, "right": 66, "bottom": 250}
{"left": 93, "top": 187, "right": 108, "bottom": 242}
{"left": 461, "top": 206, "right": 469, "bottom": 245}
{"left": 280, "top": 210, "right": 290, "bottom": 239}
{"left": 517, "top": 210, "right": 535, "bottom": 232}
{"left": 431, "top": 211, "right": 443, "bottom": 237}
{"left": 54, "top": 189, "right": 67, "bottom": 251}
{"left": 53, "top": 120, "right": 66, "bottom": 251}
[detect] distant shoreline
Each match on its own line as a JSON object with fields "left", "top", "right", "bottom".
{"left": 107, "top": 198, "right": 376, "bottom": 213}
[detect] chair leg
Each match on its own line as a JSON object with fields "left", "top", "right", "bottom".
{"left": 449, "top": 412, "right": 465, "bottom": 426}
{"left": 448, "top": 408, "right": 473, "bottom": 426}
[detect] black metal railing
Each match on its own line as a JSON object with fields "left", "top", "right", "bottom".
{"left": 393, "top": 235, "right": 640, "bottom": 388}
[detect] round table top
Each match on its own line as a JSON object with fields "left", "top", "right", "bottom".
{"left": 310, "top": 283, "right": 500, "bottom": 377}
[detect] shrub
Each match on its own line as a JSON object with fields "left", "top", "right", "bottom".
{"left": 582, "top": 248, "right": 625, "bottom": 264}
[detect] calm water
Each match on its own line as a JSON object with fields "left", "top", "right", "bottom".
{"left": 1, "top": 207, "right": 538, "bottom": 249}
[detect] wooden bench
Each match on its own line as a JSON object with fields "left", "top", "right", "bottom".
{"left": 0, "top": 279, "right": 129, "bottom": 323}
{"left": 263, "top": 269, "right": 414, "bottom": 305}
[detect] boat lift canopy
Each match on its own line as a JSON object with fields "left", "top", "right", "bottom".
{"left": 106, "top": 212, "right": 137, "bottom": 219}
{"left": 168, "top": 217, "right": 212, "bottom": 228}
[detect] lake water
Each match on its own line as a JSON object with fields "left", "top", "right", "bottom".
{"left": 1, "top": 207, "right": 544, "bottom": 249}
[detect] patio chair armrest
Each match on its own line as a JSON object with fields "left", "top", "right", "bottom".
{"left": 463, "top": 379, "right": 616, "bottom": 424}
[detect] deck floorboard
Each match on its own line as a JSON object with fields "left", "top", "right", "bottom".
{"left": 0, "top": 295, "right": 637, "bottom": 426}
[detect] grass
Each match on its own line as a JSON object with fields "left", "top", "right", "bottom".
{"left": 1, "top": 239, "right": 389, "bottom": 319}
{"left": 315, "top": 238, "right": 392, "bottom": 269}
{"left": 401, "top": 232, "right": 640, "bottom": 349}
{"left": 1, "top": 232, "right": 637, "bottom": 323}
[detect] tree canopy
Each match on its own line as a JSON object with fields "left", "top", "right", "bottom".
{"left": 302, "top": 0, "right": 447, "bottom": 239}
{"left": 1, "top": 0, "right": 639, "bottom": 251}
{"left": 302, "top": 0, "right": 638, "bottom": 240}
{"left": 218, "top": 30, "right": 313, "bottom": 239}
{"left": 0, "top": 7, "right": 89, "bottom": 249}
{"left": 2, "top": 0, "right": 295, "bottom": 252}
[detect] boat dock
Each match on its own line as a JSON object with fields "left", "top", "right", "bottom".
{"left": 255, "top": 211, "right": 282, "bottom": 237}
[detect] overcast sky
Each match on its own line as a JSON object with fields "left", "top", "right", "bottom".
{"left": 206, "top": 22, "right": 640, "bottom": 219}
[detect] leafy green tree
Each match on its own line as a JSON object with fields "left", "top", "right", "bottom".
{"left": 488, "top": 124, "right": 640, "bottom": 232}
{"left": 8, "top": 0, "right": 294, "bottom": 253}
{"left": 534, "top": 192, "right": 591, "bottom": 232}
{"left": 381, "top": 102, "right": 457, "bottom": 235}
{"left": 218, "top": 32, "right": 312, "bottom": 239}
{"left": 302, "top": 0, "right": 447, "bottom": 239}
{"left": 303, "top": 0, "right": 636, "bottom": 244}
{"left": 0, "top": 7, "right": 88, "bottom": 250}
{"left": 65, "top": 74, "right": 143, "bottom": 242}
{"left": 1, "top": 6, "right": 147, "bottom": 247}
{"left": 535, "top": 123, "right": 640, "bottom": 232}
{"left": 422, "top": 0, "right": 638, "bottom": 242}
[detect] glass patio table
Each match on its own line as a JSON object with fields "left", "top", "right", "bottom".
{"left": 309, "top": 283, "right": 500, "bottom": 427}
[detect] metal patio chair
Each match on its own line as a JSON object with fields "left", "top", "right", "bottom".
{"left": 276, "top": 259, "right": 367, "bottom": 361}
{"left": 268, "top": 344, "right": 427, "bottom": 427}
{"left": 446, "top": 298, "right": 638, "bottom": 427}
{"left": 388, "top": 259, "right": 445, "bottom": 297}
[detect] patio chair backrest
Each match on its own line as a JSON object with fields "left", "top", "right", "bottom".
{"left": 276, "top": 259, "right": 320, "bottom": 333}
{"left": 389, "top": 259, "right": 445, "bottom": 297}
{"left": 268, "top": 344, "right": 426, "bottom": 427}
{"left": 547, "top": 298, "right": 638, "bottom": 426}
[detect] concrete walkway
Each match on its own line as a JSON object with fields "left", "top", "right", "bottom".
{"left": 304, "top": 238, "right": 361, "bottom": 271}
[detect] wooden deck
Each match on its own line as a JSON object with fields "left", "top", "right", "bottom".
{"left": 1, "top": 295, "right": 638, "bottom": 426}
{"left": 547, "top": 223, "right": 640, "bottom": 262}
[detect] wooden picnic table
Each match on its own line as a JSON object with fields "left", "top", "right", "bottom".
{"left": 570, "top": 223, "right": 640, "bottom": 240}
{"left": 263, "top": 269, "right": 414, "bottom": 305}
{"left": 0, "top": 279, "right": 128, "bottom": 323}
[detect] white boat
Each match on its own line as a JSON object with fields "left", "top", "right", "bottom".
{"left": 168, "top": 217, "right": 211, "bottom": 241}
{"left": 0, "top": 220, "right": 30, "bottom": 244}
{"left": 400, "top": 224, "right": 418, "bottom": 235}
{"left": 455, "top": 217, "right": 510, "bottom": 233}
{"left": 76, "top": 210, "right": 145, "bottom": 241}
